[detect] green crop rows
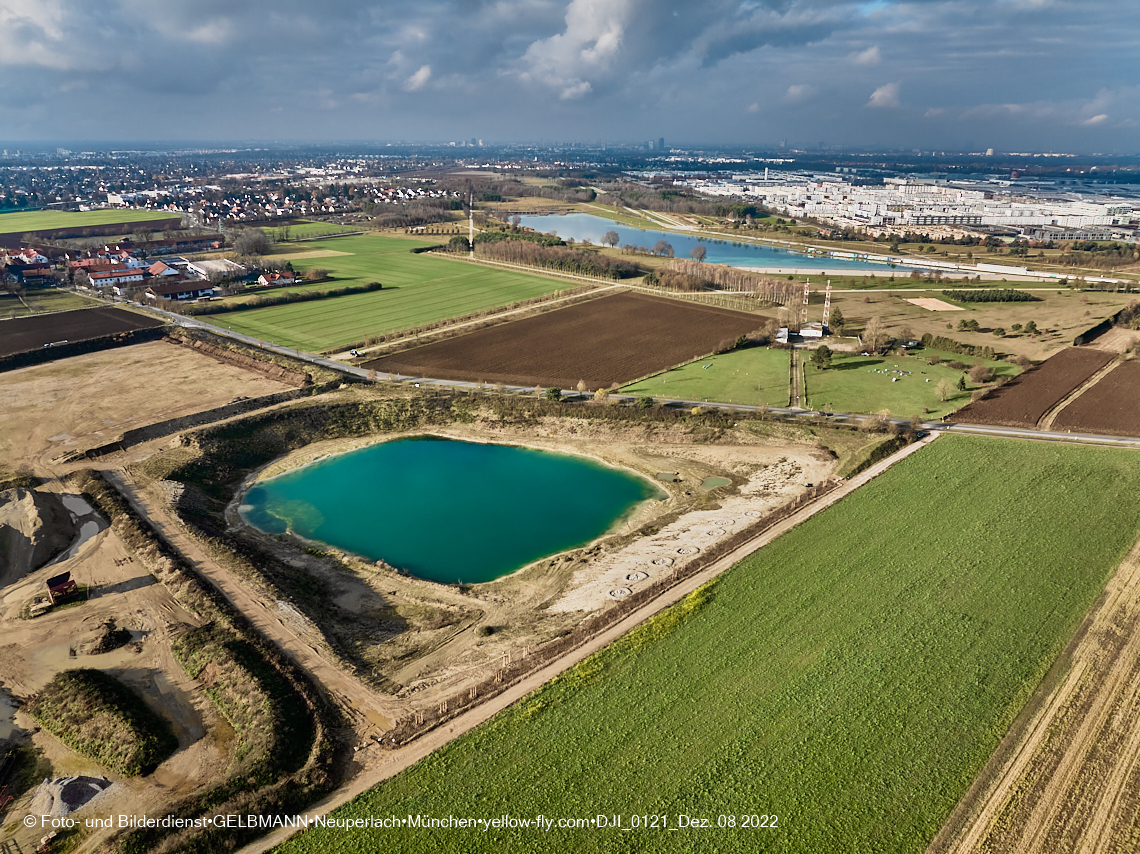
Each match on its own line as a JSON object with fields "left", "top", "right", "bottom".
{"left": 274, "top": 435, "right": 1140, "bottom": 854}
{"left": 205, "top": 235, "right": 570, "bottom": 351}
{"left": 621, "top": 346, "right": 791, "bottom": 407}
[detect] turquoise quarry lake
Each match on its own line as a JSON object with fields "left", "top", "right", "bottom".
{"left": 517, "top": 212, "right": 903, "bottom": 272}
{"left": 240, "top": 437, "right": 663, "bottom": 584}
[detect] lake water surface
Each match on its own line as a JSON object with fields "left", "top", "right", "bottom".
{"left": 240, "top": 437, "right": 663, "bottom": 584}
{"left": 517, "top": 212, "right": 902, "bottom": 273}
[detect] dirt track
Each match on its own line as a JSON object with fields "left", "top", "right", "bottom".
{"left": 239, "top": 433, "right": 940, "bottom": 853}
{"left": 930, "top": 535, "right": 1140, "bottom": 854}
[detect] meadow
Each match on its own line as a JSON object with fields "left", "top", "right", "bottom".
{"left": 0, "top": 208, "right": 179, "bottom": 236}
{"left": 273, "top": 435, "right": 1140, "bottom": 854}
{"left": 204, "top": 235, "right": 571, "bottom": 351}
{"left": 801, "top": 348, "right": 1020, "bottom": 418}
{"left": 621, "top": 346, "right": 791, "bottom": 406}
{"left": 0, "top": 286, "right": 98, "bottom": 319}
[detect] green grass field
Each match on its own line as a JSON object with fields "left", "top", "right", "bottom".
{"left": 273, "top": 436, "right": 1140, "bottom": 854}
{"left": 0, "top": 209, "right": 179, "bottom": 236}
{"left": 1, "top": 287, "right": 99, "bottom": 319}
{"left": 264, "top": 220, "right": 363, "bottom": 241}
{"left": 801, "top": 348, "right": 1020, "bottom": 418}
{"left": 621, "top": 347, "right": 791, "bottom": 406}
{"left": 205, "top": 234, "right": 573, "bottom": 351}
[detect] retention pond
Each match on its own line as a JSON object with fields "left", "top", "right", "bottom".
{"left": 240, "top": 437, "right": 663, "bottom": 585}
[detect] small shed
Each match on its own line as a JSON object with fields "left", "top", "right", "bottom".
{"left": 46, "top": 571, "right": 78, "bottom": 604}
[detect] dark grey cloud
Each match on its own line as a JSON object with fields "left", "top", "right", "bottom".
{"left": 0, "top": 0, "right": 1135, "bottom": 151}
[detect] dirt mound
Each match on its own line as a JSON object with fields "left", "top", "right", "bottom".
{"left": 168, "top": 332, "right": 312, "bottom": 386}
{"left": 27, "top": 775, "right": 119, "bottom": 817}
{"left": 0, "top": 488, "right": 76, "bottom": 587}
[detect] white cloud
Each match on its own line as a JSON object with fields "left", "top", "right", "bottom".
{"left": 515, "top": 0, "right": 632, "bottom": 98}
{"left": 1080, "top": 113, "right": 1107, "bottom": 125}
{"left": 850, "top": 45, "right": 881, "bottom": 66}
{"left": 866, "top": 82, "right": 900, "bottom": 108}
{"left": 784, "top": 83, "right": 815, "bottom": 104}
{"left": 404, "top": 64, "right": 432, "bottom": 91}
{"left": 747, "top": 101, "right": 760, "bottom": 113}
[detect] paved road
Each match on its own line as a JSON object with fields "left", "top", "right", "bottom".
{"left": 119, "top": 296, "right": 1140, "bottom": 450}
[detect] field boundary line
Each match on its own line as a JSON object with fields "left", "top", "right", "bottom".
{"left": 239, "top": 434, "right": 938, "bottom": 854}
{"left": 1037, "top": 356, "right": 1121, "bottom": 430}
{"left": 929, "top": 535, "right": 1140, "bottom": 854}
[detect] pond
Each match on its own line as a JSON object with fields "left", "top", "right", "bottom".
{"left": 240, "top": 437, "right": 664, "bottom": 585}
{"left": 516, "top": 212, "right": 910, "bottom": 273}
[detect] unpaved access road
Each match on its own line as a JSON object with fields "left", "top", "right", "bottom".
{"left": 239, "top": 434, "right": 940, "bottom": 853}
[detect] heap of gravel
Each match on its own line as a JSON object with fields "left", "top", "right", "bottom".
{"left": 27, "top": 775, "right": 119, "bottom": 817}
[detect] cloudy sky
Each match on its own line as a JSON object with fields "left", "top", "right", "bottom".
{"left": 0, "top": 0, "right": 1136, "bottom": 151}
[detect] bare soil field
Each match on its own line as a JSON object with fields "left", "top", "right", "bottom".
{"left": 953, "top": 347, "right": 1115, "bottom": 428}
{"left": 1087, "top": 326, "right": 1140, "bottom": 353}
{"left": 0, "top": 307, "right": 164, "bottom": 357}
{"left": 931, "top": 536, "right": 1140, "bottom": 854}
{"left": 0, "top": 340, "right": 293, "bottom": 471}
{"left": 1052, "top": 359, "right": 1140, "bottom": 437}
{"left": 363, "top": 291, "right": 772, "bottom": 389}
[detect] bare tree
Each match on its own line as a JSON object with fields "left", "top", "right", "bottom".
{"left": 936, "top": 378, "right": 953, "bottom": 401}
{"left": 653, "top": 240, "right": 674, "bottom": 257}
{"left": 603, "top": 230, "right": 620, "bottom": 248}
{"left": 689, "top": 245, "right": 707, "bottom": 262}
{"left": 863, "top": 316, "right": 888, "bottom": 353}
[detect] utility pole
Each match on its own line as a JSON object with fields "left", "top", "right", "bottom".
{"left": 468, "top": 191, "right": 474, "bottom": 259}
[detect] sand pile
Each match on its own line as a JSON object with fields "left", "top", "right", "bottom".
{"left": 0, "top": 488, "right": 75, "bottom": 587}
{"left": 27, "top": 775, "right": 119, "bottom": 817}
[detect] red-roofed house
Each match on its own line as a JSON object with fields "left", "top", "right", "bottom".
{"left": 257, "top": 271, "right": 296, "bottom": 286}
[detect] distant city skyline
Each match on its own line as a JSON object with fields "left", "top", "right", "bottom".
{"left": 0, "top": 1, "right": 1136, "bottom": 153}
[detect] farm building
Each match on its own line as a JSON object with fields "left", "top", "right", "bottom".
{"left": 146, "top": 281, "right": 216, "bottom": 301}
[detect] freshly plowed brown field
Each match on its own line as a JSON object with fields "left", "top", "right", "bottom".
{"left": 953, "top": 347, "right": 1114, "bottom": 428}
{"left": 1052, "top": 359, "right": 1140, "bottom": 437}
{"left": 0, "top": 306, "right": 164, "bottom": 356}
{"left": 363, "top": 292, "right": 771, "bottom": 389}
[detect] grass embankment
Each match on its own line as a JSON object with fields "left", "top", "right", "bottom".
{"left": 621, "top": 346, "right": 791, "bottom": 407}
{"left": 801, "top": 349, "right": 1020, "bottom": 418}
{"left": 27, "top": 669, "right": 176, "bottom": 776}
{"left": 273, "top": 436, "right": 1140, "bottom": 854}
{"left": 204, "top": 234, "right": 571, "bottom": 352}
{"left": 68, "top": 469, "right": 338, "bottom": 854}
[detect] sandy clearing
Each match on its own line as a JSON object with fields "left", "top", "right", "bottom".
{"left": 906, "top": 297, "right": 964, "bottom": 311}
{"left": 930, "top": 535, "right": 1140, "bottom": 854}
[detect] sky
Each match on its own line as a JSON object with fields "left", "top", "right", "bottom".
{"left": 0, "top": 0, "right": 1137, "bottom": 152}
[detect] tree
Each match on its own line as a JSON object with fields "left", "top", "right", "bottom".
{"left": 448, "top": 235, "right": 471, "bottom": 252}
{"left": 233, "top": 227, "right": 271, "bottom": 256}
{"left": 829, "top": 307, "right": 845, "bottom": 336}
{"left": 993, "top": 327, "right": 1006, "bottom": 337}
{"left": 936, "top": 378, "right": 953, "bottom": 401}
{"left": 810, "top": 344, "right": 833, "bottom": 370}
{"left": 689, "top": 245, "right": 707, "bottom": 262}
{"left": 602, "top": 230, "right": 620, "bottom": 248}
{"left": 544, "top": 387, "right": 562, "bottom": 401}
{"left": 957, "top": 375, "right": 967, "bottom": 391}
{"left": 1023, "top": 320, "right": 1039, "bottom": 335}
{"left": 653, "top": 240, "right": 674, "bottom": 257}
{"left": 968, "top": 363, "right": 992, "bottom": 384}
{"left": 636, "top": 396, "right": 655, "bottom": 409}
{"left": 510, "top": 215, "right": 521, "bottom": 228}
{"left": 863, "top": 316, "right": 888, "bottom": 353}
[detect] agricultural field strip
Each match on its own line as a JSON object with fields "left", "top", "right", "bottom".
{"left": 330, "top": 285, "right": 624, "bottom": 359}
{"left": 0, "top": 306, "right": 164, "bottom": 356}
{"left": 1051, "top": 359, "right": 1140, "bottom": 437}
{"left": 935, "top": 537, "right": 1140, "bottom": 854}
{"left": 0, "top": 208, "right": 179, "bottom": 234}
{"left": 953, "top": 348, "right": 1115, "bottom": 428}
{"left": 364, "top": 292, "right": 770, "bottom": 389}
{"left": 244, "top": 435, "right": 938, "bottom": 854}
{"left": 1037, "top": 357, "right": 1121, "bottom": 430}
